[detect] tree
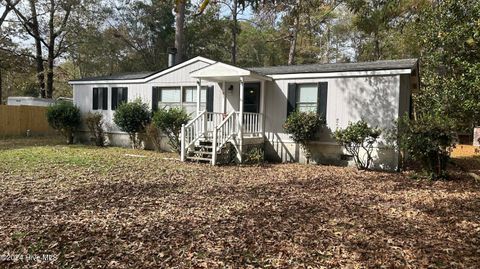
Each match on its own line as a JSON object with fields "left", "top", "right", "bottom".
{"left": 152, "top": 107, "right": 190, "bottom": 153}
{"left": 333, "top": 120, "right": 381, "bottom": 170}
{"left": 397, "top": 114, "right": 456, "bottom": 179}
{"left": 46, "top": 101, "right": 81, "bottom": 144}
{"left": 175, "top": 0, "right": 186, "bottom": 63}
{"left": 283, "top": 111, "right": 323, "bottom": 163}
{"left": 11, "top": 0, "right": 46, "bottom": 97}
{"left": 415, "top": 0, "right": 480, "bottom": 132}
{"left": 113, "top": 100, "right": 151, "bottom": 149}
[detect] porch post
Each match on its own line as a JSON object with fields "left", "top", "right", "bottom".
{"left": 260, "top": 80, "right": 266, "bottom": 137}
{"left": 239, "top": 76, "right": 244, "bottom": 163}
{"left": 196, "top": 78, "right": 202, "bottom": 115}
{"left": 222, "top": 81, "right": 227, "bottom": 114}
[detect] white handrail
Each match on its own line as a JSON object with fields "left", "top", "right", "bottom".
{"left": 211, "top": 111, "right": 237, "bottom": 165}
{"left": 181, "top": 111, "right": 206, "bottom": 161}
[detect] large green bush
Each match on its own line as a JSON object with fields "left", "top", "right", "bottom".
{"left": 46, "top": 101, "right": 81, "bottom": 144}
{"left": 152, "top": 107, "right": 190, "bottom": 153}
{"left": 398, "top": 114, "right": 456, "bottom": 179}
{"left": 283, "top": 111, "right": 323, "bottom": 163}
{"left": 113, "top": 99, "right": 151, "bottom": 148}
{"left": 333, "top": 120, "right": 381, "bottom": 170}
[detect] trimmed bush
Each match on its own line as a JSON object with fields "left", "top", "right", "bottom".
{"left": 398, "top": 114, "right": 456, "bottom": 179}
{"left": 333, "top": 120, "right": 381, "bottom": 170}
{"left": 113, "top": 99, "right": 151, "bottom": 149}
{"left": 152, "top": 107, "right": 190, "bottom": 153}
{"left": 283, "top": 111, "right": 323, "bottom": 163}
{"left": 46, "top": 101, "right": 81, "bottom": 144}
{"left": 84, "top": 112, "right": 106, "bottom": 147}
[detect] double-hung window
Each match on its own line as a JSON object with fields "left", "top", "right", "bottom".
{"left": 111, "top": 87, "right": 128, "bottom": 110}
{"left": 287, "top": 82, "right": 328, "bottom": 121}
{"left": 296, "top": 84, "right": 318, "bottom": 113}
{"left": 183, "top": 86, "right": 207, "bottom": 115}
{"left": 152, "top": 87, "right": 181, "bottom": 110}
{"left": 92, "top": 87, "right": 108, "bottom": 110}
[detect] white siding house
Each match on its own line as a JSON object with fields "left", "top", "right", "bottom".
{"left": 69, "top": 56, "right": 419, "bottom": 170}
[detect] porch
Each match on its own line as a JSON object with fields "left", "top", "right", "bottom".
{"left": 180, "top": 62, "right": 272, "bottom": 165}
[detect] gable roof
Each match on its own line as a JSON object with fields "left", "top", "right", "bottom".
{"left": 70, "top": 71, "right": 158, "bottom": 82}
{"left": 190, "top": 62, "right": 272, "bottom": 82}
{"left": 249, "top": 59, "right": 418, "bottom": 76}
{"left": 68, "top": 56, "right": 216, "bottom": 84}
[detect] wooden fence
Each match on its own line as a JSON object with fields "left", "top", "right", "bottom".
{"left": 0, "top": 105, "right": 56, "bottom": 136}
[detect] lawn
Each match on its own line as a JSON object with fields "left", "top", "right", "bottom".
{"left": 0, "top": 137, "right": 479, "bottom": 268}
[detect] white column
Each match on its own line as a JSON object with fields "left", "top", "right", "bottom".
{"left": 260, "top": 80, "right": 266, "bottom": 137}
{"left": 239, "top": 77, "right": 244, "bottom": 163}
{"left": 222, "top": 81, "right": 227, "bottom": 114}
{"left": 196, "top": 78, "right": 202, "bottom": 115}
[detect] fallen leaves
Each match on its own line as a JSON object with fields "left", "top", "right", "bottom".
{"left": 0, "top": 138, "right": 479, "bottom": 268}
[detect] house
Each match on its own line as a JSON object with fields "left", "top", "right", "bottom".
{"left": 69, "top": 54, "right": 419, "bottom": 170}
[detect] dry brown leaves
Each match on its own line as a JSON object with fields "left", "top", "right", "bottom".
{"left": 0, "top": 138, "right": 479, "bottom": 268}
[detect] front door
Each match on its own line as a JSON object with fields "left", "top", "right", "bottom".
{"left": 243, "top": 83, "right": 260, "bottom": 113}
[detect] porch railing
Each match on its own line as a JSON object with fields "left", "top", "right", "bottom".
{"left": 242, "top": 112, "right": 263, "bottom": 134}
{"left": 181, "top": 111, "right": 206, "bottom": 161}
{"left": 211, "top": 111, "right": 237, "bottom": 164}
{"left": 181, "top": 110, "right": 264, "bottom": 163}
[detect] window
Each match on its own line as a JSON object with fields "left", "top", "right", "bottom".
{"left": 183, "top": 86, "right": 207, "bottom": 103}
{"left": 296, "top": 84, "right": 317, "bottom": 113}
{"left": 152, "top": 87, "right": 181, "bottom": 111}
{"left": 111, "top": 87, "right": 128, "bottom": 110}
{"left": 160, "top": 87, "right": 181, "bottom": 103}
{"left": 93, "top": 87, "right": 108, "bottom": 110}
{"left": 287, "top": 82, "right": 328, "bottom": 120}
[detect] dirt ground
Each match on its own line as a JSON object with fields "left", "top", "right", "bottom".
{"left": 0, "top": 137, "right": 479, "bottom": 268}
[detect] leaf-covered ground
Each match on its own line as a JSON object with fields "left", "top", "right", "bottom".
{"left": 0, "top": 137, "right": 479, "bottom": 268}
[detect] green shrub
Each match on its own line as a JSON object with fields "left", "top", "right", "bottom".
{"left": 243, "top": 147, "right": 264, "bottom": 165}
{"left": 84, "top": 112, "right": 106, "bottom": 147}
{"left": 46, "top": 101, "right": 81, "bottom": 144}
{"left": 113, "top": 99, "right": 151, "bottom": 148}
{"left": 152, "top": 107, "right": 190, "bottom": 153}
{"left": 333, "top": 120, "right": 381, "bottom": 170}
{"left": 398, "top": 114, "right": 456, "bottom": 179}
{"left": 283, "top": 111, "right": 323, "bottom": 163}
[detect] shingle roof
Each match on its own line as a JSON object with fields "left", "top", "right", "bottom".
{"left": 70, "top": 58, "right": 418, "bottom": 82}
{"left": 69, "top": 71, "right": 158, "bottom": 82}
{"left": 248, "top": 58, "right": 418, "bottom": 75}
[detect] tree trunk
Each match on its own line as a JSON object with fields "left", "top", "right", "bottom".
{"left": 28, "top": 0, "right": 46, "bottom": 98}
{"left": 231, "top": 0, "right": 238, "bottom": 65}
{"left": 46, "top": 0, "right": 55, "bottom": 99}
{"left": 174, "top": 1, "right": 186, "bottom": 64}
{"left": 0, "top": 65, "right": 3, "bottom": 104}
{"left": 288, "top": 7, "right": 300, "bottom": 65}
{"left": 373, "top": 31, "right": 380, "bottom": 60}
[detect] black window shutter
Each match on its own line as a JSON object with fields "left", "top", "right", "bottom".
{"left": 287, "top": 83, "right": 297, "bottom": 117}
{"left": 102, "top": 88, "right": 108, "bottom": 110}
{"left": 206, "top": 86, "right": 214, "bottom": 112}
{"left": 111, "top": 88, "right": 118, "bottom": 110}
{"left": 152, "top": 87, "right": 158, "bottom": 111}
{"left": 93, "top": 88, "right": 98, "bottom": 110}
{"left": 317, "top": 82, "right": 328, "bottom": 122}
{"left": 122, "top": 87, "right": 128, "bottom": 103}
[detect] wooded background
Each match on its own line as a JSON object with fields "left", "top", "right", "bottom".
{"left": 0, "top": 0, "right": 479, "bottom": 131}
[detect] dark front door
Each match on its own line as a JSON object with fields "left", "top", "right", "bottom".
{"left": 243, "top": 83, "right": 260, "bottom": 113}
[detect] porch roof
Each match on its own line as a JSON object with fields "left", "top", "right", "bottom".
{"left": 190, "top": 62, "right": 272, "bottom": 82}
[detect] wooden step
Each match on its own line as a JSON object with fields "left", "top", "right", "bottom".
{"left": 192, "top": 151, "right": 213, "bottom": 155}
{"left": 186, "top": 156, "right": 212, "bottom": 162}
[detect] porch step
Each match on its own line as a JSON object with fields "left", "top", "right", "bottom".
{"left": 186, "top": 156, "right": 212, "bottom": 162}
{"left": 192, "top": 151, "right": 213, "bottom": 155}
